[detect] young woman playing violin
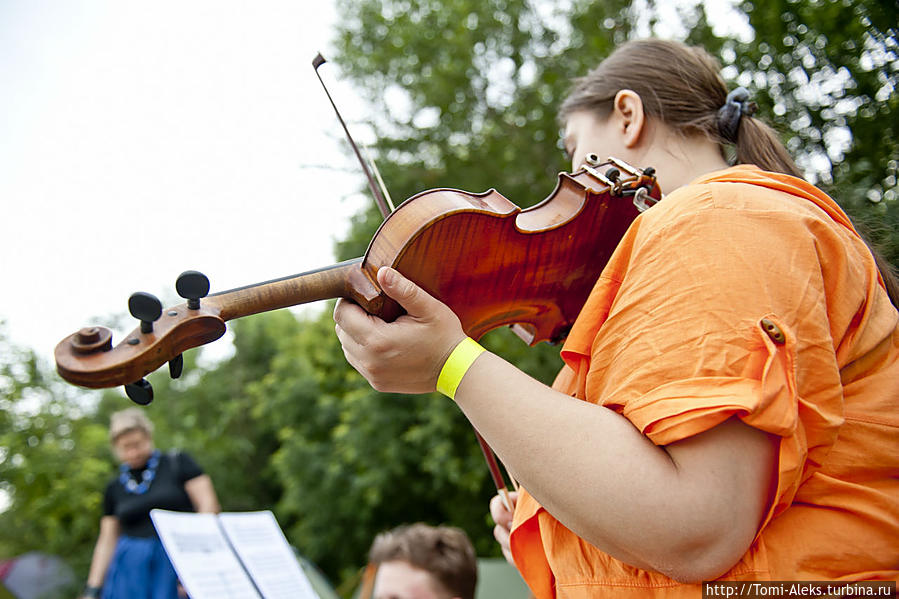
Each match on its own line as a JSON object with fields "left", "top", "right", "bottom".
{"left": 333, "top": 38, "right": 899, "bottom": 595}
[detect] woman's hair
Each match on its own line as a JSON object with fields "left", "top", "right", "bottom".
{"left": 368, "top": 523, "right": 477, "bottom": 599}
{"left": 559, "top": 38, "right": 898, "bottom": 306}
{"left": 109, "top": 408, "right": 154, "bottom": 443}
{"left": 559, "top": 38, "right": 801, "bottom": 176}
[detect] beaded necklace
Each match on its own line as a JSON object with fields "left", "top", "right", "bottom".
{"left": 119, "top": 449, "right": 161, "bottom": 494}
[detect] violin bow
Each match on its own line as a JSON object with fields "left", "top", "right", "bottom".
{"left": 313, "top": 54, "right": 516, "bottom": 511}
{"left": 312, "top": 53, "right": 394, "bottom": 216}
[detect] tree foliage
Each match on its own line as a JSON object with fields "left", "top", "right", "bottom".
{"left": 1, "top": 1, "right": 896, "bottom": 594}
{"left": 0, "top": 325, "right": 108, "bottom": 580}
{"left": 732, "top": 0, "right": 898, "bottom": 263}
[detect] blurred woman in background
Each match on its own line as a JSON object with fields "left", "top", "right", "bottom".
{"left": 80, "top": 408, "right": 220, "bottom": 599}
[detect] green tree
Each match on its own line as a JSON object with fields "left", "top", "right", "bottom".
{"left": 744, "top": 0, "right": 897, "bottom": 266}
{"left": 0, "top": 324, "right": 108, "bottom": 581}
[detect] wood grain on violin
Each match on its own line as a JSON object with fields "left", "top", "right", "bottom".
{"left": 55, "top": 157, "right": 660, "bottom": 389}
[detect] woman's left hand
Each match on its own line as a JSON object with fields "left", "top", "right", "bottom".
{"left": 333, "top": 266, "right": 466, "bottom": 394}
{"left": 490, "top": 491, "right": 519, "bottom": 565}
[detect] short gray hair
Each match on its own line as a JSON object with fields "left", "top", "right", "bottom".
{"left": 109, "top": 408, "right": 154, "bottom": 443}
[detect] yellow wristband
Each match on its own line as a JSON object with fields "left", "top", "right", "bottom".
{"left": 436, "top": 337, "right": 486, "bottom": 400}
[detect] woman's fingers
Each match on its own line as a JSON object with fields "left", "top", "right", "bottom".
{"left": 332, "top": 269, "right": 467, "bottom": 394}
{"left": 333, "top": 298, "right": 379, "bottom": 346}
{"left": 490, "top": 491, "right": 518, "bottom": 565}
{"left": 376, "top": 267, "right": 439, "bottom": 319}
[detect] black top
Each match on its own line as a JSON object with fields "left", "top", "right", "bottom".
{"left": 103, "top": 450, "right": 204, "bottom": 538}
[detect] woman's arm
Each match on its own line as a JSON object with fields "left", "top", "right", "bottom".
{"left": 184, "top": 474, "right": 221, "bottom": 513}
{"left": 81, "top": 516, "right": 120, "bottom": 597}
{"left": 335, "top": 267, "right": 776, "bottom": 582}
{"left": 463, "top": 353, "right": 774, "bottom": 580}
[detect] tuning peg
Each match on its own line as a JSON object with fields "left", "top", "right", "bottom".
{"left": 176, "top": 270, "right": 210, "bottom": 310}
{"left": 124, "top": 379, "right": 154, "bottom": 405}
{"left": 605, "top": 167, "right": 620, "bottom": 183}
{"left": 129, "top": 292, "right": 163, "bottom": 334}
{"left": 169, "top": 354, "right": 184, "bottom": 379}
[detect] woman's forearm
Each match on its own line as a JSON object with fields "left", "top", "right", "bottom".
{"left": 85, "top": 519, "right": 119, "bottom": 588}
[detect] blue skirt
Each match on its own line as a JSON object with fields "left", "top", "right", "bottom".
{"left": 102, "top": 535, "right": 179, "bottom": 599}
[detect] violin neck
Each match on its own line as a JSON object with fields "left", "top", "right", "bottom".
{"left": 204, "top": 258, "right": 372, "bottom": 321}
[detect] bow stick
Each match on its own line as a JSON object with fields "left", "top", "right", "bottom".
{"left": 313, "top": 53, "right": 516, "bottom": 512}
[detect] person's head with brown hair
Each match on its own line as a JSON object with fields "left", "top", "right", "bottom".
{"left": 369, "top": 523, "right": 477, "bottom": 599}
{"left": 559, "top": 37, "right": 898, "bottom": 306}
{"left": 559, "top": 37, "right": 801, "bottom": 179}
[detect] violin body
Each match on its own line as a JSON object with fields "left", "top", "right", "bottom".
{"left": 55, "top": 157, "right": 659, "bottom": 390}
{"left": 368, "top": 165, "right": 652, "bottom": 344}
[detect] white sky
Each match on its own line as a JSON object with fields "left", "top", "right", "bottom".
{"left": 1, "top": 2, "right": 371, "bottom": 369}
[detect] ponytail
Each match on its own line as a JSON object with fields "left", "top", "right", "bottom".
{"left": 733, "top": 117, "right": 803, "bottom": 179}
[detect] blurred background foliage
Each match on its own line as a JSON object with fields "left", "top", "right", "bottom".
{"left": 1, "top": 0, "right": 895, "bottom": 594}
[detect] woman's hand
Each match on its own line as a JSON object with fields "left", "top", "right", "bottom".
{"left": 490, "top": 491, "right": 519, "bottom": 565}
{"left": 333, "top": 267, "right": 467, "bottom": 394}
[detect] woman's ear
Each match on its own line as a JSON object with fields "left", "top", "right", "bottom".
{"left": 612, "top": 89, "right": 645, "bottom": 148}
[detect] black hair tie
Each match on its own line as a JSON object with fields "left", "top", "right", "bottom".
{"left": 716, "top": 87, "right": 758, "bottom": 144}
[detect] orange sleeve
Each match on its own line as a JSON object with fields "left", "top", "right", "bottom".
{"left": 581, "top": 183, "right": 848, "bottom": 517}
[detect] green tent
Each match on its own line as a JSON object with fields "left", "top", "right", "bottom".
{"left": 475, "top": 558, "right": 531, "bottom": 599}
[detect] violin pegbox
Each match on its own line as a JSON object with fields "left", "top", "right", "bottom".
{"left": 55, "top": 270, "right": 226, "bottom": 405}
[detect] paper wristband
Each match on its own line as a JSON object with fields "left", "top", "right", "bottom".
{"left": 436, "top": 337, "right": 486, "bottom": 400}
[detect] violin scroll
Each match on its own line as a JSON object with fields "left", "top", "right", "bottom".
{"left": 55, "top": 270, "right": 228, "bottom": 400}
{"left": 55, "top": 300, "right": 228, "bottom": 391}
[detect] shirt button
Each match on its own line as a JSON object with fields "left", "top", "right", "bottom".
{"left": 760, "top": 318, "right": 785, "bottom": 344}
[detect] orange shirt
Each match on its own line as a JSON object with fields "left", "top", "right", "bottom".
{"left": 509, "top": 165, "right": 899, "bottom": 597}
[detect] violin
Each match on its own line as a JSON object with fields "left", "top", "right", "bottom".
{"left": 54, "top": 155, "right": 660, "bottom": 402}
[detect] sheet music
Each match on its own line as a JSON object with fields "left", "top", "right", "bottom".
{"left": 150, "top": 510, "right": 260, "bottom": 599}
{"left": 218, "top": 511, "right": 319, "bottom": 599}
